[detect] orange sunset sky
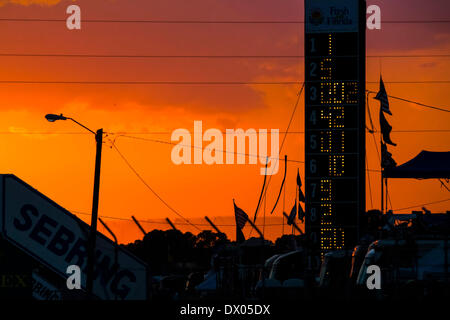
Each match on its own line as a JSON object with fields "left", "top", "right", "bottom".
{"left": 0, "top": 0, "right": 449, "bottom": 244}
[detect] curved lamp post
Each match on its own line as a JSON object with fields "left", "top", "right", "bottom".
{"left": 45, "top": 113, "right": 103, "bottom": 298}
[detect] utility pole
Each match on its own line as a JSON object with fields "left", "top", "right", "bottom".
{"left": 86, "top": 128, "right": 103, "bottom": 297}
{"left": 45, "top": 114, "right": 104, "bottom": 298}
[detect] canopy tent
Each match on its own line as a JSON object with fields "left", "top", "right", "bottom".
{"left": 384, "top": 150, "right": 450, "bottom": 179}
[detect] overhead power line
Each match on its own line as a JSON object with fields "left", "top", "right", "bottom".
{"left": 1, "top": 18, "right": 449, "bottom": 24}
{"left": 111, "top": 143, "right": 202, "bottom": 231}
{"left": 384, "top": 94, "right": 450, "bottom": 113}
{"left": 367, "top": 90, "right": 450, "bottom": 113}
{"left": 0, "top": 129, "right": 450, "bottom": 136}
{"left": 393, "top": 198, "right": 450, "bottom": 211}
{"left": 370, "top": 129, "right": 450, "bottom": 133}
{"left": 260, "top": 84, "right": 304, "bottom": 215}
{"left": 113, "top": 133, "right": 385, "bottom": 172}
{"left": 0, "top": 80, "right": 301, "bottom": 85}
{"left": 72, "top": 210, "right": 287, "bottom": 227}
{"left": 1, "top": 53, "right": 449, "bottom": 59}
{"left": 112, "top": 129, "right": 450, "bottom": 134}
{"left": 114, "top": 134, "right": 305, "bottom": 164}
{"left": 0, "top": 129, "right": 449, "bottom": 135}
{"left": 1, "top": 80, "right": 449, "bottom": 85}
{"left": 71, "top": 197, "right": 450, "bottom": 225}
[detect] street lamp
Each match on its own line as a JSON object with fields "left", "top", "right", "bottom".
{"left": 45, "top": 114, "right": 67, "bottom": 122}
{"left": 45, "top": 113, "right": 103, "bottom": 298}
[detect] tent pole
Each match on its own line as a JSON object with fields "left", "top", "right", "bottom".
{"left": 385, "top": 177, "right": 388, "bottom": 212}
{"left": 380, "top": 136, "right": 384, "bottom": 214}
{"left": 381, "top": 173, "right": 384, "bottom": 214}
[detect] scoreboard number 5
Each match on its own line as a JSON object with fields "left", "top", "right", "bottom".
{"left": 310, "top": 134, "right": 317, "bottom": 150}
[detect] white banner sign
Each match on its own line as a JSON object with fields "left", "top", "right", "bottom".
{"left": 0, "top": 174, "right": 148, "bottom": 300}
{"left": 32, "top": 272, "right": 62, "bottom": 301}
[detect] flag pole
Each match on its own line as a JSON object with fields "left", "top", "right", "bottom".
{"left": 282, "top": 179, "right": 285, "bottom": 236}
{"left": 381, "top": 138, "right": 384, "bottom": 214}
{"left": 263, "top": 194, "right": 266, "bottom": 238}
{"left": 385, "top": 177, "right": 388, "bottom": 211}
{"left": 282, "top": 211, "right": 303, "bottom": 234}
{"left": 293, "top": 181, "right": 298, "bottom": 235}
{"left": 246, "top": 216, "right": 264, "bottom": 239}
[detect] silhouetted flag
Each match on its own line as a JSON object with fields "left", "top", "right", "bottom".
{"left": 379, "top": 110, "right": 396, "bottom": 146}
{"left": 233, "top": 201, "right": 248, "bottom": 243}
{"left": 298, "top": 202, "right": 305, "bottom": 222}
{"left": 287, "top": 202, "right": 297, "bottom": 225}
{"left": 375, "top": 77, "right": 392, "bottom": 115}
{"left": 381, "top": 142, "right": 397, "bottom": 168}
{"left": 297, "top": 169, "right": 305, "bottom": 202}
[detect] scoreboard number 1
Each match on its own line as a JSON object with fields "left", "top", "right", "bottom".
{"left": 310, "top": 37, "right": 316, "bottom": 53}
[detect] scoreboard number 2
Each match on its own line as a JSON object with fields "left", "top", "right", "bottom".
{"left": 309, "top": 62, "right": 317, "bottom": 77}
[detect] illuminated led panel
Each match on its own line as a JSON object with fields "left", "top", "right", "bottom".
{"left": 305, "top": 130, "right": 358, "bottom": 154}
{"left": 304, "top": 0, "right": 365, "bottom": 266}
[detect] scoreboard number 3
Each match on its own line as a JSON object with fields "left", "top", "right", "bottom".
{"left": 309, "top": 86, "right": 317, "bottom": 101}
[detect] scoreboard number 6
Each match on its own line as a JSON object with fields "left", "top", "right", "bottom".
{"left": 309, "top": 159, "right": 317, "bottom": 174}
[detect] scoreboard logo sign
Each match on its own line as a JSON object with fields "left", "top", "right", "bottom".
{"left": 309, "top": 8, "right": 324, "bottom": 27}
{"left": 306, "top": 0, "right": 359, "bottom": 33}
{"left": 304, "top": 0, "right": 366, "bottom": 264}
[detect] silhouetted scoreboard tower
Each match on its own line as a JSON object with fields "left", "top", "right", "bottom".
{"left": 304, "top": 0, "right": 365, "bottom": 267}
